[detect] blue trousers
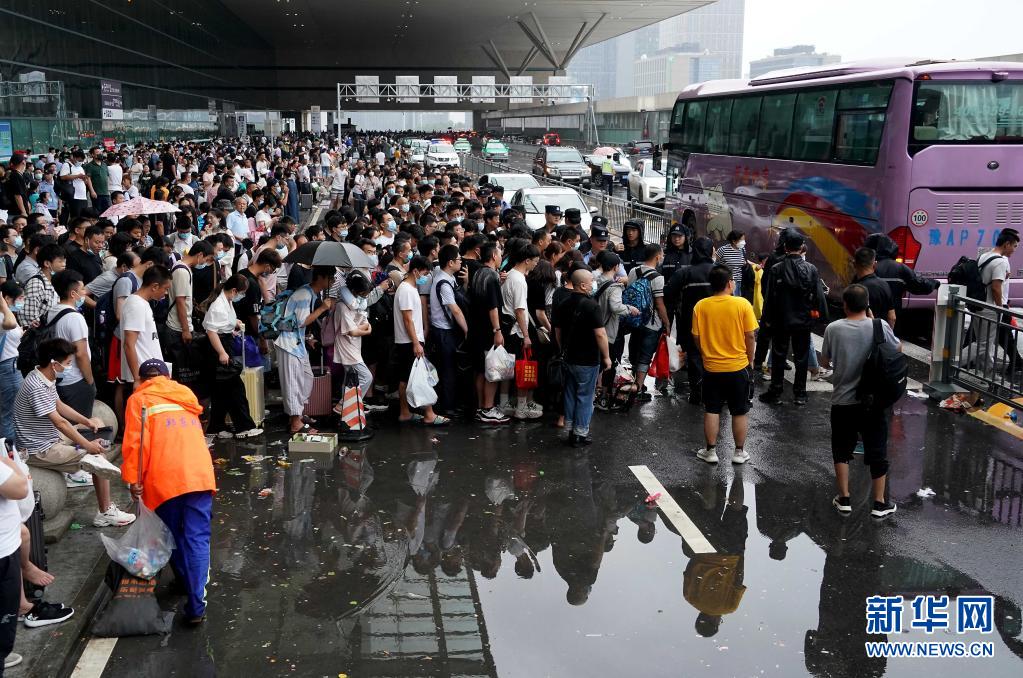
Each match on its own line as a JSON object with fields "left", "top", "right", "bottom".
{"left": 156, "top": 491, "right": 213, "bottom": 619}
{"left": 563, "top": 363, "right": 600, "bottom": 436}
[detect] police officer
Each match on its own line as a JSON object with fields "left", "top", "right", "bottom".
{"left": 619, "top": 220, "right": 646, "bottom": 273}
{"left": 491, "top": 185, "right": 509, "bottom": 211}
{"left": 583, "top": 218, "right": 625, "bottom": 277}
{"left": 543, "top": 205, "right": 562, "bottom": 233}
{"left": 563, "top": 208, "right": 582, "bottom": 239}
{"left": 601, "top": 154, "right": 615, "bottom": 195}
{"left": 664, "top": 236, "right": 716, "bottom": 404}
{"left": 758, "top": 231, "right": 827, "bottom": 407}
{"left": 660, "top": 223, "right": 692, "bottom": 279}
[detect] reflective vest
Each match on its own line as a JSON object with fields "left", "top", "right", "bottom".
{"left": 601, "top": 158, "right": 614, "bottom": 175}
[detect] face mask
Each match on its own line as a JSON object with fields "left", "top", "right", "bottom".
{"left": 416, "top": 275, "right": 429, "bottom": 286}
{"left": 400, "top": 203, "right": 410, "bottom": 213}
{"left": 34, "top": 173, "right": 42, "bottom": 181}
{"left": 215, "top": 251, "right": 227, "bottom": 262}
{"left": 13, "top": 236, "right": 23, "bottom": 250}
{"left": 387, "top": 188, "right": 396, "bottom": 197}
{"left": 11, "top": 301, "right": 24, "bottom": 313}
{"left": 340, "top": 229, "right": 349, "bottom": 239}
{"left": 194, "top": 262, "right": 209, "bottom": 270}
{"left": 177, "top": 231, "right": 190, "bottom": 240}
{"left": 453, "top": 215, "right": 463, "bottom": 223}
{"left": 404, "top": 251, "right": 413, "bottom": 263}
{"left": 276, "top": 245, "right": 287, "bottom": 255}
{"left": 52, "top": 360, "right": 67, "bottom": 374}
{"left": 738, "top": 240, "right": 746, "bottom": 249}
{"left": 368, "top": 254, "right": 379, "bottom": 267}
{"left": 74, "top": 296, "right": 86, "bottom": 311}
{"left": 386, "top": 222, "right": 397, "bottom": 233}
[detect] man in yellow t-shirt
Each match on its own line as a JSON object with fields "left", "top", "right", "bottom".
{"left": 691, "top": 264, "right": 758, "bottom": 465}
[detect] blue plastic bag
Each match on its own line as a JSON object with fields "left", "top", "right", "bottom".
{"left": 232, "top": 334, "right": 263, "bottom": 368}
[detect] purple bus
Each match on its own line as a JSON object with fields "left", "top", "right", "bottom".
{"left": 665, "top": 59, "right": 1023, "bottom": 305}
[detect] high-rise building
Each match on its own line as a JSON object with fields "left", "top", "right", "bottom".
{"left": 749, "top": 45, "right": 842, "bottom": 79}
{"left": 567, "top": 0, "right": 745, "bottom": 99}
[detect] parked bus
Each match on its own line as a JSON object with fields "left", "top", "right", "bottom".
{"left": 665, "top": 59, "right": 1023, "bottom": 305}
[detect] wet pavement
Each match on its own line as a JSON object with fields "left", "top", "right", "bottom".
{"left": 86, "top": 388, "right": 1022, "bottom": 678}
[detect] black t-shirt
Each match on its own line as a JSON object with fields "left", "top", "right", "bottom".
{"left": 464, "top": 258, "right": 483, "bottom": 288}
{"left": 234, "top": 268, "right": 263, "bottom": 331}
{"left": 468, "top": 267, "right": 502, "bottom": 343}
{"left": 287, "top": 264, "right": 312, "bottom": 291}
{"left": 67, "top": 247, "right": 103, "bottom": 286}
{"left": 5, "top": 172, "right": 28, "bottom": 214}
{"left": 554, "top": 293, "right": 603, "bottom": 366}
{"left": 853, "top": 273, "right": 895, "bottom": 321}
{"left": 191, "top": 264, "right": 215, "bottom": 314}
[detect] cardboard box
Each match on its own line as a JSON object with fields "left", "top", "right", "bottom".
{"left": 288, "top": 432, "right": 338, "bottom": 456}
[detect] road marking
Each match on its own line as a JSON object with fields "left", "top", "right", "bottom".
{"left": 70, "top": 637, "right": 118, "bottom": 678}
{"left": 628, "top": 465, "right": 715, "bottom": 554}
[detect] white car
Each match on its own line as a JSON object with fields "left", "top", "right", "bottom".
{"left": 480, "top": 172, "right": 540, "bottom": 194}
{"left": 425, "top": 143, "right": 460, "bottom": 169}
{"left": 510, "top": 186, "right": 596, "bottom": 233}
{"left": 408, "top": 140, "right": 429, "bottom": 163}
{"left": 628, "top": 158, "right": 667, "bottom": 204}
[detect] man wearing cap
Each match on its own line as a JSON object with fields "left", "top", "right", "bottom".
{"left": 563, "top": 208, "right": 582, "bottom": 238}
{"left": 660, "top": 224, "right": 692, "bottom": 280}
{"left": 491, "top": 185, "right": 508, "bottom": 211}
{"left": 121, "top": 359, "right": 216, "bottom": 625}
{"left": 582, "top": 219, "right": 626, "bottom": 278}
{"left": 543, "top": 205, "right": 562, "bottom": 233}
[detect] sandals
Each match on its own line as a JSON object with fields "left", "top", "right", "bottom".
{"left": 423, "top": 415, "right": 450, "bottom": 427}
{"left": 399, "top": 413, "right": 425, "bottom": 424}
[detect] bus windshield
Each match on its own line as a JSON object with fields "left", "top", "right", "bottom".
{"left": 912, "top": 81, "right": 1023, "bottom": 145}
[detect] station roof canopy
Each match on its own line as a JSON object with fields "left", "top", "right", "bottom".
{"left": 221, "top": 0, "right": 713, "bottom": 74}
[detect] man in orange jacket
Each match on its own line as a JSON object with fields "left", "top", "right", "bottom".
{"left": 121, "top": 359, "right": 216, "bottom": 625}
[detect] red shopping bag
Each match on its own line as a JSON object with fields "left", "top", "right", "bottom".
{"left": 515, "top": 348, "right": 539, "bottom": 390}
{"left": 649, "top": 334, "right": 670, "bottom": 379}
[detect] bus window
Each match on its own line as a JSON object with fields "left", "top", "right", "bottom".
{"left": 728, "top": 96, "right": 762, "bottom": 156}
{"left": 835, "top": 111, "right": 886, "bottom": 164}
{"left": 757, "top": 93, "right": 796, "bottom": 158}
{"left": 837, "top": 82, "right": 893, "bottom": 110}
{"left": 670, "top": 101, "right": 686, "bottom": 134}
{"left": 793, "top": 89, "right": 837, "bottom": 161}
{"left": 912, "top": 81, "right": 1023, "bottom": 144}
{"left": 681, "top": 101, "right": 707, "bottom": 151}
{"left": 705, "top": 99, "right": 733, "bottom": 153}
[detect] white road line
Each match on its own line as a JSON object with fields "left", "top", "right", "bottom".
{"left": 628, "top": 465, "right": 715, "bottom": 554}
{"left": 70, "top": 637, "right": 118, "bottom": 678}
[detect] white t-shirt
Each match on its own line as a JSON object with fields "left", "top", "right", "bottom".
{"left": 120, "top": 294, "right": 162, "bottom": 382}
{"left": 0, "top": 463, "right": 22, "bottom": 558}
{"left": 60, "top": 162, "right": 87, "bottom": 200}
{"left": 48, "top": 304, "right": 89, "bottom": 386}
{"left": 172, "top": 233, "right": 198, "bottom": 257}
{"left": 202, "top": 293, "right": 238, "bottom": 334}
{"left": 334, "top": 301, "right": 367, "bottom": 365}
{"left": 393, "top": 281, "right": 424, "bottom": 344}
{"left": 330, "top": 168, "right": 347, "bottom": 192}
{"left": 107, "top": 163, "right": 123, "bottom": 189}
{"left": 166, "top": 264, "right": 193, "bottom": 332}
{"left": 320, "top": 152, "right": 331, "bottom": 167}
{"left": 979, "top": 251, "right": 1011, "bottom": 306}
{"left": 501, "top": 269, "right": 528, "bottom": 337}
{"left": 0, "top": 326, "right": 23, "bottom": 362}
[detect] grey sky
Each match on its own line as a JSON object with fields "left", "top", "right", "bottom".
{"left": 743, "top": 0, "right": 1023, "bottom": 71}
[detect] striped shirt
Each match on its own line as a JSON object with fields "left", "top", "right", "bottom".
{"left": 716, "top": 243, "right": 747, "bottom": 284}
{"left": 13, "top": 368, "right": 60, "bottom": 453}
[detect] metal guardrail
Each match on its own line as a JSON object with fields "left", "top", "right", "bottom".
{"left": 942, "top": 292, "right": 1023, "bottom": 409}
{"left": 462, "top": 154, "right": 674, "bottom": 243}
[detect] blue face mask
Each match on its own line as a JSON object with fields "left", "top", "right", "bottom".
{"left": 386, "top": 222, "right": 397, "bottom": 233}
{"left": 416, "top": 275, "right": 429, "bottom": 286}
{"left": 177, "top": 231, "right": 190, "bottom": 240}
{"left": 194, "top": 262, "right": 209, "bottom": 270}
{"left": 387, "top": 188, "right": 396, "bottom": 196}
{"left": 405, "top": 251, "right": 413, "bottom": 263}
{"left": 13, "top": 236, "right": 23, "bottom": 250}
{"left": 74, "top": 296, "right": 86, "bottom": 310}
{"left": 400, "top": 203, "right": 410, "bottom": 213}
{"left": 340, "top": 229, "right": 349, "bottom": 238}
{"left": 12, "top": 301, "right": 24, "bottom": 312}
{"left": 452, "top": 215, "right": 464, "bottom": 223}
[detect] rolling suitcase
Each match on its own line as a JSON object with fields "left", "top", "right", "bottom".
{"left": 24, "top": 491, "right": 47, "bottom": 602}
{"left": 299, "top": 192, "right": 313, "bottom": 211}
{"left": 303, "top": 352, "right": 332, "bottom": 417}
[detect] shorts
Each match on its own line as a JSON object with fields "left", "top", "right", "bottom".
{"left": 57, "top": 379, "right": 96, "bottom": 419}
{"left": 830, "top": 404, "right": 890, "bottom": 478}
{"left": 390, "top": 342, "right": 416, "bottom": 384}
{"left": 25, "top": 442, "right": 86, "bottom": 474}
{"left": 628, "top": 326, "right": 661, "bottom": 372}
{"left": 702, "top": 367, "right": 753, "bottom": 416}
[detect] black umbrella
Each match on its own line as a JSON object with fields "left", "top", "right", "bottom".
{"left": 283, "top": 241, "right": 373, "bottom": 269}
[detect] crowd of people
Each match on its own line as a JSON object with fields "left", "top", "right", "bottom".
{"left": 0, "top": 130, "right": 1017, "bottom": 670}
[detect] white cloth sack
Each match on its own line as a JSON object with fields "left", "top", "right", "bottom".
{"left": 484, "top": 345, "right": 516, "bottom": 383}
{"left": 406, "top": 357, "right": 438, "bottom": 408}
{"left": 666, "top": 324, "right": 682, "bottom": 373}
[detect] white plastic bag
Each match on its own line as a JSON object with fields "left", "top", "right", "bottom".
{"left": 99, "top": 503, "right": 175, "bottom": 580}
{"left": 666, "top": 324, "right": 682, "bottom": 373}
{"left": 422, "top": 357, "right": 440, "bottom": 387}
{"left": 406, "top": 357, "right": 438, "bottom": 408}
{"left": 485, "top": 345, "right": 516, "bottom": 383}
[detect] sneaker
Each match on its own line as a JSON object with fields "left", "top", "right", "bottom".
{"left": 479, "top": 407, "right": 510, "bottom": 424}
{"left": 696, "top": 448, "right": 719, "bottom": 464}
{"left": 93, "top": 504, "right": 138, "bottom": 528}
{"left": 813, "top": 369, "right": 833, "bottom": 382}
{"left": 793, "top": 394, "right": 808, "bottom": 406}
{"left": 500, "top": 402, "right": 516, "bottom": 416}
{"left": 571, "top": 433, "right": 592, "bottom": 448}
{"left": 758, "top": 390, "right": 782, "bottom": 405}
{"left": 216, "top": 430, "right": 235, "bottom": 439}
{"left": 235, "top": 428, "right": 264, "bottom": 439}
{"left": 363, "top": 402, "right": 390, "bottom": 412}
{"left": 832, "top": 495, "right": 852, "bottom": 513}
{"left": 871, "top": 500, "right": 897, "bottom": 518}
{"left": 65, "top": 470, "right": 94, "bottom": 488}
{"left": 79, "top": 453, "right": 121, "bottom": 481}
{"left": 4, "top": 653, "right": 22, "bottom": 669}
{"left": 23, "top": 601, "right": 74, "bottom": 628}
{"left": 525, "top": 401, "right": 544, "bottom": 418}
{"left": 731, "top": 450, "right": 750, "bottom": 465}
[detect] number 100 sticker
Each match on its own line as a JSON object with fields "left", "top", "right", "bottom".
{"left": 911, "top": 209, "right": 929, "bottom": 227}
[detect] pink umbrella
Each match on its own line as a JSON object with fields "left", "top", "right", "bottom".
{"left": 100, "top": 197, "right": 180, "bottom": 219}
{"left": 592, "top": 146, "right": 618, "bottom": 157}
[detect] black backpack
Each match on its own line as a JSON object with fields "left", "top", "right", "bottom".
{"left": 856, "top": 318, "right": 907, "bottom": 409}
{"left": 18, "top": 308, "right": 76, "bottom": 376}
{"left": 948, "top": 254, "right": 999, "bottom": 309}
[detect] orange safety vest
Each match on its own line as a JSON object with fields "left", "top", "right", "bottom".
{"left": 121, "top": 376, "right": 217, "bottom": 511}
